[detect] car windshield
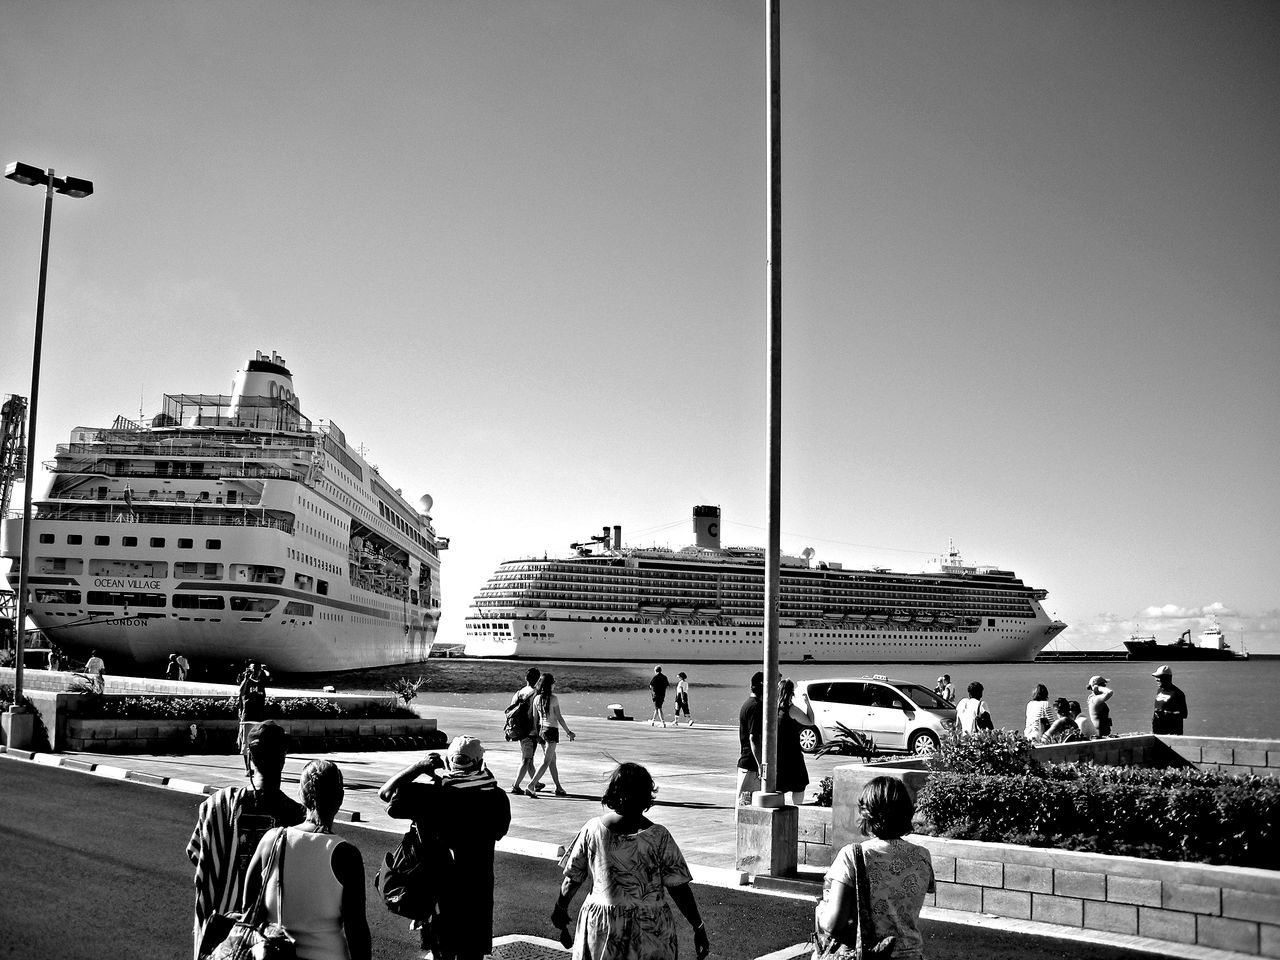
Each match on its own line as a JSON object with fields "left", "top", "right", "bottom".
{"left": 898, "top": 683, "right": 951, "bottom": 710}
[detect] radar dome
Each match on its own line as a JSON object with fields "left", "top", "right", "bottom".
{"left": 419, "top": 494, "right": 433, "bottom": 515}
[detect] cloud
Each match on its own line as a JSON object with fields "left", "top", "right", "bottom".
{"left": 1139, "top": 602, "right": 1238, "bottom": 620}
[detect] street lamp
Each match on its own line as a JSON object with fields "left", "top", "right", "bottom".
{"left": 4, "top": 161, "right": 93, "bottom": 714}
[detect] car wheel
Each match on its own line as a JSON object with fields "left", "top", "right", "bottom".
{"left": 798, "top": 725, "right": 821, "bottom": 753}
{"left": 909, "top": 730, "right": 939, "bottom": 755}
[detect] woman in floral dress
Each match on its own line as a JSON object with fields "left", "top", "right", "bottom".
{"left": 552, "top": 763, "right": 710, "bottom": 960}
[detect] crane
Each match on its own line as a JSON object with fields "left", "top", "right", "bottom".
{"left": 1, "top": 395, "right": 26, "bottom": 656}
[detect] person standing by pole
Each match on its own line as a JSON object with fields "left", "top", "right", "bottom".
{"left": 735, "top": 671, "right": 764, "bottom": 809}
{"left": 1150, "top": 665, "right": 1188, "bottom": 734}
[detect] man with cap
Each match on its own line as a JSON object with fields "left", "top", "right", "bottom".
{"left": 1086, "top": 675, "right": 1114, "bottom": 738}
{"left": 186, "top": 721, "right": 304, "bottom": 959}
{"left": 1151, "top": 665, "right": 1188, "bottom": 734}
{"left": 380, "top": 736, "right": 512, "bottom": 960}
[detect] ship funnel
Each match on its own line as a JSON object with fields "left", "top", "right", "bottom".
{"left": 692, "top": 504, "right": 721, "bottom": 550}
{"left": 613, "top": 525, "right": 621, "bottom": 550}
{"left": 229, "top": 351, "right": 298, "bottom": 423}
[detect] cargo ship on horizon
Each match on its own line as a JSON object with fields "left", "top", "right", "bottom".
{"left": 465, "top": 505, "right": 1066, "bottom": 663}
{"left": 1124, "top": 619, "right": 1247, "bottom": 662}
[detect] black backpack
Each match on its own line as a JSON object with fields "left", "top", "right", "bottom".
{"left": 504, "top": 693, "right": 536, "bottom": 741}
{"left": 374, "top": 824, "right": 452, "bottom": 920}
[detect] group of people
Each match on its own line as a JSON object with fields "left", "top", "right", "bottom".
{"left": 947, "top": 666, "right": 1189, "bottom": 740}
{"left": 165, "top": 651, "right": 192, "bottom": 681}
{"left": 188, "top": 718, "right": 714, "bottom": 960}
{"left": 647, "top": 665, "right": 694, "bottom": 726}
{"left": 735, "top": 670, "right": 817, "bottom": 807}
{"left": 507, "top": 667, "right": 576, "bottom": 796}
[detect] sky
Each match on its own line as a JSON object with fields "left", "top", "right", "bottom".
{"left": 1, "top": 0, "right": 1277, "bottom": 655}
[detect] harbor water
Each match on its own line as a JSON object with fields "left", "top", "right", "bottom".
{"left": 389, "top": 657, "right": 1280, "bottom": 741}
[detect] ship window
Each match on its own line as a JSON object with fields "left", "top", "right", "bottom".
{"left": 173, "top": 594, "right": 225, "bottom": 610}
{"left": 988, "top": 618, "right": 995, "bottom": 627}
{"left": 150, "top": 538, "right": 166, "bottom": 548}
{"left": 283, "top": 601, "right": 314, "bottom": 616}
{"left": 94, "top": 536, "right": 109, "bottom": 546}
{"left": 67, "top": 535, "right": 83, "bottom": 545}
{"left": 39, "top": 534, "right": 54, "bottom": 544}
{"left": 123, "top": 536, "right": 137, "bottom": 547}
{"left": 231, "top": 597, "right": 279, "bottom": 613}
{"left": 206, "top": 539, "right": 221, "bottom": 550}
{"left": 86, "top": 591, "right": 165, "bottom": 607}
{"left": 178, "top": 538, "right": 193, "bottom": 549}
{"left": 34, "top": 589, "right": 81, "bottom": 604}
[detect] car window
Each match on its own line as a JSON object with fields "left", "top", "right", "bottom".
{"left": 826, "top": 681, "right": 872, "bottom": 706}
{"left": 898, "top": 684, "right": 949, "bottom": 710}
{"left": 866, "top": 684, "right": 906, "bottom": 709}
{"left": 804, "top": 682, "right": 831, "bottom": 701}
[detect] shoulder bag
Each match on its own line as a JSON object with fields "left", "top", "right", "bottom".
{"left": 813, "top": 844, "right": 896, "bottom": 959}
{"left": 199, "top": 828, "right": 296, "bottom": 960}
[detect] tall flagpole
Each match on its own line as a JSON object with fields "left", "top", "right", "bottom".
{"left": 760, "top": 0, "right": 782, "bottom": 798}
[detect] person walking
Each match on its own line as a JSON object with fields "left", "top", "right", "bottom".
{"left": 176, "top": 652, "right": 190, "bottom": 681}
{"left": 815, "top": 776, "right": 934, "bottom": 960}
{"left": 187, "top": 721, "right": 304, "bottom": 960}
{"left": 776, "top": 678, "right": 815, "bottom": 804}
{"left": 1150, "top": 665, "right": 1188, "bottom": 734}
{"left": 955, "top": 681, "right": 993, "bottom": 734}
{"left": 165, "top": 653, "right": 182, "bottom": 682}
{"left": 673, "top": 671, "right": 693, "bottom": 726}
{"left": 552, "top": 762, "right": 711, "bottom": 960}
{"left": 508, "top": 666, "right": 541, "bottom": 795}
{"left": 242, "top": 759, "right": 371, "bottom": 960}
{"left": 1023, "top": 683, "right": 1054, "bottom": 740}
{"left": 83, "top": 649, "right": 106, "bottom": 693}
{"left": 648, "top": 666, "right": 670, "bottom": 727}
{"left": 736, "top": 671, "right": 764, "bottom": 808}
{"left": 529, "top": 673, "right": 576, "bottom": 796}
{"left": 1086, "top": 675, "right": 1114, "bottom": 738}
{"left": 380, "top": 736, "right": 512, "bottom": 960}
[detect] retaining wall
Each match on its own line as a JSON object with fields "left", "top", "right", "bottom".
{"left": 62, "top": 716, "right": 440, "bottom": 753}
{"left": 922, "top": 835, "right": 1280, "bottom": 957}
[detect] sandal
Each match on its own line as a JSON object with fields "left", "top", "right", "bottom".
{"left": 554, "top": 787, "right": 568, "bottom": 796}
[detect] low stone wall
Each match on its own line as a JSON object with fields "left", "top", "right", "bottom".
{"left": 922, "top": 835, "right": 1280, "bottom": 957}
{"left": 797, "top": 806, "right": 834, "bottom": 867}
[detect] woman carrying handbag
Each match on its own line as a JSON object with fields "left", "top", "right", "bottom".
{"left": 814, "top": 776, "right": 934, "bottom": 959}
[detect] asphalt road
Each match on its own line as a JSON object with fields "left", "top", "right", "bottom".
{"left": 1, "top": 757, "right": 1176, "bottom": 960}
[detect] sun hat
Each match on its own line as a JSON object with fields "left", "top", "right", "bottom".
{"left": 447, "top": 735, "right": 485, "bottom": 770}
{"left": 1152, "top": 665, "right": 1173, "bottom": 679}
{"left": 1087, "top": 675, "right": 1108, "bottom": 687}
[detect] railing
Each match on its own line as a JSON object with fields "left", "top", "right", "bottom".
{"left": 31, "top": 509, "right": 293, "bottom": 532}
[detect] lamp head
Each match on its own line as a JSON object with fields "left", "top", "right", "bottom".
{"left": 56, "top": 176, "right": 93, "bottom": 199}
{"left": 5, "top": 161, "right": 49, "bottom": 187}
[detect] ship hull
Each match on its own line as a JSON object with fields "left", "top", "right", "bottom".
{"left": 467, "top": 614, "right": 1061, "bottom": 663}
{"left": 1123, "top": 643, "right": 1246, "bottom": 662}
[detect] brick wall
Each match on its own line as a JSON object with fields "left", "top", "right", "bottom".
{"left": 923, "top": 836, "right": 1280, "bottom": 957}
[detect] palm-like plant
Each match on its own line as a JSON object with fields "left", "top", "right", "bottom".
{"left": 814, "top": 721, "right": 877, "bottom": 758}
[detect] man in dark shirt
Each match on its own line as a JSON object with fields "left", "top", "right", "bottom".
{"left": 736, "top": 671, "right": 765, "bottom": 810}
{"left": 186, "top": 721, "right": 303, "bottom": 960}
{"left": 648, "top": 665, "right": 670, "bottom": 727}
{"left": 380, "top": 736, "right": 512, "bottom": 960}
{"left": 1151, "top": 664, "right": 1189, "bottom": 734}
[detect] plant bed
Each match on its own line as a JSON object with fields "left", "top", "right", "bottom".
{"left": 71, "top": 694, "right": 418, "bottom": 722}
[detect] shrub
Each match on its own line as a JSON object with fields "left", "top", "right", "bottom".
{"left": 915, "top": 766, "right": 1280, "bottom": 869}
{"left": 927, "top": 726, "right": 1039, "bottom": 776}
{"left": 80, "top": 695, "right": 416, "bottom": 721}
{"left": 815, "top": 775, "right": 834, "bottom": 807}
{"left": 0, "top": 683, "right": 13, "bottom": 712}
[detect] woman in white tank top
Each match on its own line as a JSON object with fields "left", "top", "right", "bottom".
{"left": 244, "top": 760, "right": 370, "bottom": 960}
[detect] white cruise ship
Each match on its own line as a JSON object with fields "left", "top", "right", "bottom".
{"left": 466, "top": 505, "right": 1065, "bottom": 663}
{"left": 2, "top": 352, "right": 445, "bottom": 673}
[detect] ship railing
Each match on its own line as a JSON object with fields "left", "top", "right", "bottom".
{"left": 49, "top": 458, "right": 308, "bottom": 482}
{"left": 54, "top": 438, "right": 318, "bottom": 461}
{"left": 32, "top": 509, "right": 294, "bottom": 532}
{"left": 47, "top": 491, "right": 264, "bottom": 507}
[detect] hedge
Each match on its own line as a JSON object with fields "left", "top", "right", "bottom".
{"left": 914, "top": 729, "right": 1280, "bottom": 869}
{"left": 76, "top": 695, "right": 417, "bottom": 721}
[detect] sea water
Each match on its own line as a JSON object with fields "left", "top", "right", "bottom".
{"left": 412, "top": 657, "right": 1280, "bottom": 741}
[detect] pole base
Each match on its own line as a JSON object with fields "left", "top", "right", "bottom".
{"left": 2, "top": 706, "right": 36, "bottom": 751}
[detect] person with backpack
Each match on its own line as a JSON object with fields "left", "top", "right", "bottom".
{"left": 506, "top": 667, "right": 541, "bottom": 795}
{"left": 380, "top": 736, "right": 511, "bottom": 960}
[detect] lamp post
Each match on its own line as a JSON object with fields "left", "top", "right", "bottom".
{"left": 4, "top": 161, "right": 93, "bottom": 711}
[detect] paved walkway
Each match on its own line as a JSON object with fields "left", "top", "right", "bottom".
{"left": 6, "top": 696, "right": 1254, "bottom": 960}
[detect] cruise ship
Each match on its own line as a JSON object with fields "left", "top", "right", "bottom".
{"left": 466, "top": 505, "right": 1065, "bottom": 662}
{"left": 1, "top": 352, "right": 445, "bottom": 672}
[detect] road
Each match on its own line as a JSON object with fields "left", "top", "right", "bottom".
{"left": 1, "top": 757, "right": 1177, "bottom": 960}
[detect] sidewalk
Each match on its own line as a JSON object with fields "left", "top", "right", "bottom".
{"left": 4, "top": 699, "right": 1261, "bottom": 960}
